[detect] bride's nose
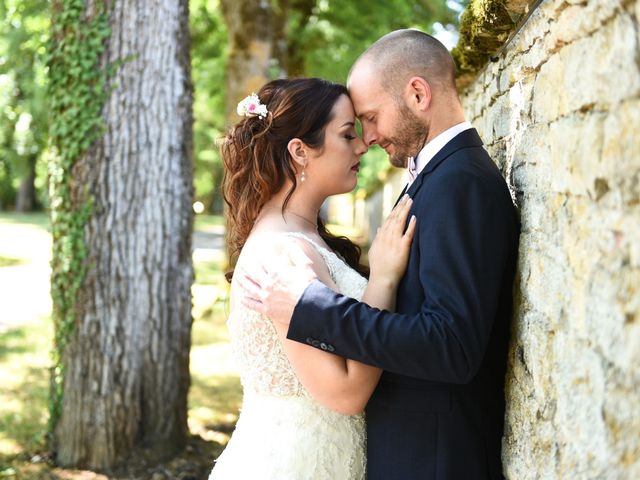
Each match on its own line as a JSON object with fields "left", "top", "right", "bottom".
{"left": 355, "top": 137, "right": 368, "bottom": 156}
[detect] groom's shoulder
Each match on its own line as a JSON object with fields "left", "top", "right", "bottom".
{"left": 424, "top": 147, "right": 511, "bottom": 204}
{"left": 431, "top": 146, "right": 500, "bottom": 184}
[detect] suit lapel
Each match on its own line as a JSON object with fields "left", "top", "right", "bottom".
{"left": 406, "top": 128, "right": 484, "bottom": 198}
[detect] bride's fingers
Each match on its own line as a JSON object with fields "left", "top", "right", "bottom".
{"left": 396, "top": 197, "right": 412, "bottom": 224}
{"left": 388, "top": 197, "right": 413, "bottom": 234}
{"left": 389, "top": 195, "right": 409, "bottom": 219}
{"left": 241, "top": 295, "right": 266, "bottom": 315}
{"left": 392, "top": 195, "right": 411, "bottom": 217}
{"left": 382, "top": 196, "right": 407, "bottom": 230}
{"left": 403, "top": 215, "right": 417, "bottom": 243}
{"left": 239, "top": 265, "right": 264, "bottom": 288}
{"left": 236, "top": 267, "right": 263, "bottom": 299}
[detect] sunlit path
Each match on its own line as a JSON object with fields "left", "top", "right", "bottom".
{"left": 0, "top": 215, "right": 52, "bottom": 331}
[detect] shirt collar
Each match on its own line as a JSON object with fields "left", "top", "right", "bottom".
{"left": 407, "top": 121, "right": 473, "bottom": 182}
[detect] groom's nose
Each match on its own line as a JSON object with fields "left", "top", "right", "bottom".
{"left": 362, "top": 125, "right": 379, "bottom": 146}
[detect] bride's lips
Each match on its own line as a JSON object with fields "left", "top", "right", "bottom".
{"left": 351, "top": 162, "right": 360, "bottom": 172}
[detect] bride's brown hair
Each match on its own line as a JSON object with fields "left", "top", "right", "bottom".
{"left": 222, "top": 78, "right": 368, "bottom": 281}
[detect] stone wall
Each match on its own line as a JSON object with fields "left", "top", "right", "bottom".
{"left": 459, "top": 0, "right": 640, "bottom": 477}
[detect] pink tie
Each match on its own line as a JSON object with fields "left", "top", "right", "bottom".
{"left": 407, "top": 156, "right": 417, "bottom": 183}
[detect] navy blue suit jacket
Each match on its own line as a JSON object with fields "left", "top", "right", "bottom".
{"left": 288, "top": 129, "right": 519, "bottom": 479}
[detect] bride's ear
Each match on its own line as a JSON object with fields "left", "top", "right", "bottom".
{"left": 287, "top": 138, "right": 308, "bottom": 171}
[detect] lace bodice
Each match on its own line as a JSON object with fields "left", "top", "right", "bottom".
{"left": 227, "top": 232, "right": 368, "bottom": 397}
{"left": 210, "top": 232, "right": 368, "bottom": 479}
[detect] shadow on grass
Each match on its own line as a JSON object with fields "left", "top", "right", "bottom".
{"left": 0, "top": 256, "right": 26, "bottom": 268}
{"left": 191, "top": 302, "right": 231, "bottom": 346}
{"left": 0, "top": 327, "right": 30, "bottom": 360}
{"left": 0, "top": 360, "right": 49, "bottom": 475}
{"left": 190, "top": 372, "right": 241, "bottom": 430}
{"left": 0, "top": 213, "right": 50, "bottom": 230}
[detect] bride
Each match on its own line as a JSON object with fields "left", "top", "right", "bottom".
{"left": 209, "top": 78, "right": 415, "bottom": 479}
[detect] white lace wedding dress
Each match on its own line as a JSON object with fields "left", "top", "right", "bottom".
{"left": 209, "top": 232, "right": 368, "bottom": 480}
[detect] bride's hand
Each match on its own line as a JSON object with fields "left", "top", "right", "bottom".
{"left": 367, "top": 194, "right": 416, "bottom": 286}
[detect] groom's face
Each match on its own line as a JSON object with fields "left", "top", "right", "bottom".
{"left": 349, "top": 65, "right": 427, "bottom": 168}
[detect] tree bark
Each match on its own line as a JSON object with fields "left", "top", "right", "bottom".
{"left": 286, "top": 0, "right": 316, "bottom": 77}
{"left": 53, "top": 0, "right": 194, "bottom": 469}
{"left": 220, "top": 0, "right": 287, "bottom": 123}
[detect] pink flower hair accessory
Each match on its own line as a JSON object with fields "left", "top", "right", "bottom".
{"left": 236, "top": 93, "right": 269, "bottom": 119}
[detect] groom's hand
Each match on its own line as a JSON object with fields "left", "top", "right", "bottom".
{"left": 238, "top": 244, "right": 318, "bottom": 326}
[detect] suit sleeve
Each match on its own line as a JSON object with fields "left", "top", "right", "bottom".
{"left": 287, "top": 171, "right": 516, "bottom": 383}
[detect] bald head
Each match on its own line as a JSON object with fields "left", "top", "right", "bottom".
{"left": 348, "top": 29, "right": 457, "bottom": 99}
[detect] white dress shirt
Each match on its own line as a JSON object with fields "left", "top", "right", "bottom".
{"left": 407, "top": 121, "right": 473, "bottom": 184}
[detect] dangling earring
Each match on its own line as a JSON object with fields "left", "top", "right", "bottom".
{"left": 300, "top": 165, "right": 306, "bottom": 182}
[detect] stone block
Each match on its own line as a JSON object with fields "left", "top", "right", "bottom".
{"left": 521, "top": 36, "right": 549, "bottom": 74}
{"left": 488, "top": 93, "right": 512, "bottom": 139}
{"left": 475, "top": 109, "right": 496, "bottom": 144}
{"left": 532, "top": 53, "right": 565, "bottom": 124}
{"left": 553, "top": 338, "right": 610, "bottom": 476}
{"left": 509, "top": 123, "right": 552, "bottom": 191}
{"left": 519, "top": 3, "right": 552, "bottom": 51}
{"left": 603, "top": 383, "right": 640, "bottom": 477}
{"left": 562, "top": 13, "right": 640, "bottom": 113}
{"left": 545, "top": 5, "right": 585, "bottom": 51}
{"left": 548, "top": 114, "right": 606, "bottom": 196}
{"left": 499, "top": 68, "right": 512, "bottom": 92}
{"left": 486, "top": 73, "right": 500, "bottom": 102}
{"left": 533, "top": 12, "right": 640, "bottom": 124}
{"left": 545, "top": 1, "right": 621, "bottom": 51}
{"left": 586, "top": 255, "right": 636, "bottom": 370}
{"left": 602, "top": 99, "right": 640, "bottom": 206}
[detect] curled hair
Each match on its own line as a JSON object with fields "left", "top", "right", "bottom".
{"left": 222, "top": 78, "right": 368, "bottom": 281}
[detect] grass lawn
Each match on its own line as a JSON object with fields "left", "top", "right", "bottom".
{"left": 0, "top": 212, "right": 240, "bottom": 479}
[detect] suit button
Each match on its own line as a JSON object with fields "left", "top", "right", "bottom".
{"left": 320, "top": 342, "right": 328, "bottom": 350}
{"left": 311, "top": 340, "right": 321, "bottom": 348}
{"left": 327, "top": 345, "right": 335, "bottom": 352}
{"left": 305, "top": 337, "right": 314, "bottom": 345}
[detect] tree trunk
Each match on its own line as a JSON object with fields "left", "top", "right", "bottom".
{"left": 286, "top": 0, "right": 316, "bottom": 77}
{"left": 53, "top": 0, "right": 194, "bottom": 469}
{"left": 15, "top": 154, "right": 36, "bottom": 213}
{"left": 220, "top": 0, "right": 287, "bottom": 123}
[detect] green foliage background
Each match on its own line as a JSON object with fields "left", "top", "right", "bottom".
{"left": 0, "top": 0, "right": 464, "bottom": 213}
{"left": 0, "top": 0, "right": 49, "bottom": 209}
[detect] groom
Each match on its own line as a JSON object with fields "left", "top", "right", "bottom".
{"left": 243, "top": 30, "right": 519, "bottom": 479}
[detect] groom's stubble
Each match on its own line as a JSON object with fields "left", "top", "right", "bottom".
{"left": 386, "top": 100, "right": 429, "bottom": 168}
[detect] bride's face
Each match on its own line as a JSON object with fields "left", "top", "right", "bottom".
{"left": 306, "top": 95, "right": 368, "bottom": 197}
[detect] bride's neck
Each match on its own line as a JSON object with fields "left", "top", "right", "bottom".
{"left": 265, "top": 184, "right": 323, "bottom": 226}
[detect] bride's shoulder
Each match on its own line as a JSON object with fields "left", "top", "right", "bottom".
{"left": 243, "top": 230, "right": 320, "bottom": 257}
{"left": 240, "top": 231, "right": 330, "bottom": 276}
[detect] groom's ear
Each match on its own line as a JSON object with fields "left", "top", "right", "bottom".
{"left": 287, "top": 138, "right": 308, "bottom": 168}
{"left": 405, "top": 77, "right": 431, "bottom": 113}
